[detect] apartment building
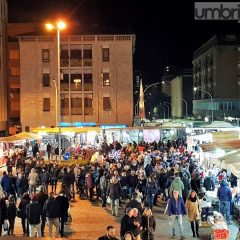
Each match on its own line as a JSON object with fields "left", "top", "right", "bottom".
{"left": 19, "top": 34, "right": 135, "bottom": 130}
{"left": 0, "top": 0, "right": 8, "bottom": 136}
{"left": 193, "top": 34, "right": 240, "bottom": 120}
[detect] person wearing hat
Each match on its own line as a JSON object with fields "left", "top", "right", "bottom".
{"left": 25, "top": 194, "right": 42, "bottom": 237}
{"left": 56, "top": 190, "right": 69, "bottom": 237}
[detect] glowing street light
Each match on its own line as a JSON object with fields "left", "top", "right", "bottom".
{"left": 45, "top": 20, "right": 66, "bottom": 160}
{"left": 194, "top": 87, "right": 213, "bottom": 123}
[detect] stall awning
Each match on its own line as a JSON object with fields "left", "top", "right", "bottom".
{"left": 31, "top": 127, "right": 101, "bottom": 134}
{"left": 0, "top": 132, "right": 42, "bottom": 142}
{"left": 201, "top": 140, "right": 240, "bottom": 152}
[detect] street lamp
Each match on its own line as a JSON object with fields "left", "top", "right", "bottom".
{"left": 46, "top": 20, "right": 66, "bottom": 160}
{"left": 193, "top": 87, "right": 213, "bottom": 123}
{"left": 160, "top": 103, "right": 169, "bottom": 119}
{"left": 163, "top": 101, "right": 175, "bottom": 119}
{"left": 135, "top": 82, "right": 161, "bottom": 117}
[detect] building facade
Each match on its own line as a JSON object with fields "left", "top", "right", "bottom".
{"left": 7, "top": 23, "right": 38, "bottom": 134}
{"left": 19, "top": 35, "right": 135, "bottom": 130}
{"left": 193, "top": 34, "right": 240, "bottom": 120}
{"left": 0, "top": 0, "right": 8, "bottom": 136}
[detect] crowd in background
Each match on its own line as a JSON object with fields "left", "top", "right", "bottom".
{"left": 0, "top": 138, "right": 238, "bottom": 239}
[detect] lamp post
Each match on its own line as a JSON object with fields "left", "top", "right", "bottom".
{"left": 135, "top": 82, "right": 161, "bottom": 117}
{"left": 160, "top": 103, "right": 169, "bottom": 119}
{"left": 46, "top": 20, "right": 66, "bottom": 160}
{"left": 193, "top": 87, "right": 213, "bottom": 123}
{"left": 163, "top": 101, "right": 175, "bottom": 119}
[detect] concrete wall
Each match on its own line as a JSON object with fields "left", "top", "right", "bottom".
{"left": 0, "top": 0, "right": 8, "bottom": 135}
{"left": 171, "top": 76, "right": 183, "bottom": 118}
{"left": 20, "top": 35, "right": 134, "bottom": 129}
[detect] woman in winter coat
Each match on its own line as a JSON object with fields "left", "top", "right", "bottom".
{"left": 141, "top": 207, "right": 156, "bottom": 240}
{"left": 185, "top": 190, "right": 201, "bottom": 238}
{"left": 145, "top": 177, "right": 158, "bottom": 210}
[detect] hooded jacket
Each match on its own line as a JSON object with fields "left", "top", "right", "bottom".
{"left": 217, "top": 180, "right": 232, "bottom": 202}
{"left": 169, "top": 177, "right": 184, "bottom": 197}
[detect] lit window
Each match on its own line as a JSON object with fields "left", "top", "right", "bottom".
{"left": 103, "top": 72, "right": 110, "bottom": 86}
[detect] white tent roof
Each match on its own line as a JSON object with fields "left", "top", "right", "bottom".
{"left": 218, "top": 150, "right": 240, "bottom": 177}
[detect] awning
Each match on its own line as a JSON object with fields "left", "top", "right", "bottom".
{"left": 0, "top": 132, "right": 42, "bottom": 142}
{"left": 201, "top": 140, "right": 240, "bottom": 152}
{"left": 31, "top": 127, "right": 101, "bottom": 134}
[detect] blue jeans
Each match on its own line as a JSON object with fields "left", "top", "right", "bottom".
{"left": 170, "top": 215, "right": 183, "bottom": 236}
{"left": 219, "top": 201, "right": 230, "bottom": 222}
{"left": 128, "top": 187, "right": 133, "bottom": 199}
{"left": 146, "top": 194, "right": 154, "bottom": 209}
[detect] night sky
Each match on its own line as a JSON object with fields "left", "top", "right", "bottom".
{"left": 8, "top": 0, "right": 240, "bottom": 84}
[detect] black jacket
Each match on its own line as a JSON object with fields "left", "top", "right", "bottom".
{"left": 26, "top": 201, "right": 42, "bottom": 225}
{"left": 107, "top": 181, "right": 121, "bottom": 200}
{"left": 141, "top": 215, "right": 156, "bottom": 238}
{"left": 36, "top": 191, "right": 48, "bottom": 210}
{"left": 120, "top": 214, "right": 135, "bottom": 237}
{"left": 19, "top": 197, "right": 31, "bottom": 218}
{"left": 44, "top": 197, "right": 60, "bottom": 218}
{"left": 56, "top": 195, "right": 69, "bottom": 214}
{"left": 7, "top": 202, "right": 17, "bottom": 219}
{"left": 0, "top": 199, "right": 7, "bottom": 223}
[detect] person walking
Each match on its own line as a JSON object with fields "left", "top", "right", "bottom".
{"left": 18, "top": 193, "right": 31, "bottom": 236}
{"left": 56, "top": 190, "right": 69, "bottom": 238}
{"left": 44, "top": 192, "right": 61, "bottom": 238}
{"left": 170, "top": 172, "right": 185, "bottom": 198}
{"left": 141, "top": 207, "right": 156, "bottom": 240}
{"left": 203, "top": 171, "right": 215, "bottom": 191}
{"left": 217, "top": 179, "right": 232, "bottom": 224}
{"left": 145, "top": 177, "right": 158, "bottom": 210}
{"left": 1, "top": 171, "right": 11, "bottom": 196}
{"left": 7, "top": 195, "right": 17, "bottom": 236}
{"left": 165, "top": 190, "right": 186, "bottom": 239}
{"left": 100, "top": 171, "right": 108, "bottom": 207}
{"left": 25, "top": 194, "right": 42, "bottom": 237}
{"left": 28, "top": 168, "right": 39, "bottom": 197}
{"left": 120, "top": 208, "right": 136, "bottom": 239}
{"left": 185, "top": 190, "right": 201, "bottom": 238}
{"left": 36, "top": 186, "right": 48, "bottom": 237}
{"left": 0, "top": 194, "right": 7, "bottom": 236}
{"left": 107, "top": 175, "right": 122, "bottom": 217}
{"left": 41, "top": 168, "right": 50, "bottom": 194}
{"left": 46, "top": 143, "right": 53, "bottom": 160}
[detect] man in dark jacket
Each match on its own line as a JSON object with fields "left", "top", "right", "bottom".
{"left": 36, "top": 186, "right": 48, "bottom": 236}
{"left": 166, "top": 190, "right": 186, "bottom": 239}
{"left": 1, "top": 171, "right": 11, "bottom": 196}
{"left": 107, "top": 176, "right": 121, "bottom": 217}
{"left": 125, "top": 193, "right": 143, "bottom": 214}
{"left": 26, "top": 194, "right": 42, "bottom": 237}
{"left": 120, "top": 207, "right": 136, "bottom": 238}
{"left": 217, "top": 180, "right": 232, "bottom": 224}
{"left": 41, "top": 168, "right": 49, "bottom": 194}
{"left": 0, "top": 196, "right": 7, "bottom": 236}
{"left": 56, "top": 190, "right": 69, "bottom": 237}
{"left": 98, "top": 225, "right": 119, "bottom": 240}
{"left": 127, "top": 170, "right": 138, "bottom": 199}
{"left": 44, "top": 192, "right": 61, "bottom": 238}
{"left": 203, "top": 171, "right": 215, "bottom": 191}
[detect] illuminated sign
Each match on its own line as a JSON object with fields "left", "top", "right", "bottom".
{"left": 101, "top": 124, "right": 127, "bottom": 129}
{"left": 60, "top": 122, "right": 96, "bottom": 127}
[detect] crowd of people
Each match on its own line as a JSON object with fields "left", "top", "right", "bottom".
{"left": 0, "top": 138, "right": 238, "bottom": 239}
